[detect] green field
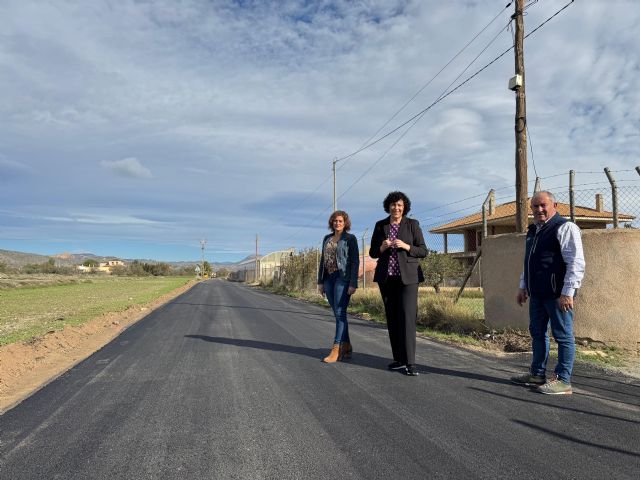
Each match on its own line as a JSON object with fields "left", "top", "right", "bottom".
{"left": 0, "top": 276, "right": 192, "bottom": 346}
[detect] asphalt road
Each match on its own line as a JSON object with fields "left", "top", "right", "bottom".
{"left": 1, "top": 280, "right": 639, "bottom": 479}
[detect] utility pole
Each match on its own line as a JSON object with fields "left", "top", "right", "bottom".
{"left": 332, "top": 157, "right": 337, "bottom": 212}
{"left": 200, "top": 239, "right": 206, "bottom": 278}
{"left": 513, "top": 0, "right": 528, "bottom": 232}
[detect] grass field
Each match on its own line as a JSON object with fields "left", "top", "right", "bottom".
{"left": 0, "top": 275, "right": 192, "bottom": 346}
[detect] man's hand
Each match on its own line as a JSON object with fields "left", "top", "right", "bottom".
{"left": 558, "top": 294, "right": 574, "bottom": 313}
{"left": 317, "top": 284, "right": 325, "bottom": 296}
{"left": 517, "top": 288, "right": 528, "bottom": 306}
{"left": 348, "top": 286, "right": 357, "bottom": 295}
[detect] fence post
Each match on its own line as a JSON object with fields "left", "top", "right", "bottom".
{"left": 635, "top": 165, "right": 640, "bottom": 176}
{"left": 481, "top": 189, "right": 494, "bottom": 239}
{"left": 604, "top": 167, "right": 618, "bottom": 228}
{"left": 534, "top": 176, "right": 541, "bottom": 192}
{"left": 569, "top": 170, "right": 575, "bottom": 222}
{"left": 361, "top": 229, "right": 368, "bottom": 290}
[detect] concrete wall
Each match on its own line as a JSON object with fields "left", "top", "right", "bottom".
{"left": 482, "top": 229, "right": 640, "bottom": 350}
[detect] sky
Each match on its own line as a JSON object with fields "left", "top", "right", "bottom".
{"left": 1, "top": 0, "right": 639, "bottom": 263}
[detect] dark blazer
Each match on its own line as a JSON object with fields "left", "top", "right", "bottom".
{"left": 369, "top": 216, "right": 427, "bottom": 285}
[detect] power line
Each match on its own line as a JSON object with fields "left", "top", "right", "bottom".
{"left": 277, "top": 0, "right": 577, "bottom": 247}
{"left": 334, "top": 0, "right": 576, "bottom": 165}
{"left": 336, "top": 1, "right": 514, "bottom": 173}
{"left": 277, "top": 5, "right": 518, "bottom": 242}
{"left": 338, "top": 18, "right": 514, "bottom": 201}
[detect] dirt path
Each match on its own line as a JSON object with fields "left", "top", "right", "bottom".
{"left": 0, "top": 280, "right": 196, "bottom": 413}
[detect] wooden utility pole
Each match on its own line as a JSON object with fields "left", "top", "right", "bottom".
{"left": 200, "top": 239, "right": 206, "bottom": 277}
{"left": 513, "top": 0, "right": 528, "bottom": 232}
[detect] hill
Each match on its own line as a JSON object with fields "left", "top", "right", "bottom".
{"left": 0, "top": 249, "right": 239, "bottom": 271}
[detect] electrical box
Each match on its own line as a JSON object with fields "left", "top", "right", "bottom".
{"left": 508, "top": 74, "right": 523, "bottom": 91}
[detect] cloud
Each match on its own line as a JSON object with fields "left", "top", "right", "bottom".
{"left": 0, "top": 156, "right": 33, "bottom": 176}
{"left": 0, "top": 0, "right": 639, "bottom": 261}
{"left": 100, "top": 157, "right": 153, "bottom": 179}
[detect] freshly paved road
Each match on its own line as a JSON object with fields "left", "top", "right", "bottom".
{"left": 1, "top": 280, "right": 639, "bottom": 479}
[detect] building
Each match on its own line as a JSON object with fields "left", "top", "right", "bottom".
{"left": 429, "top": 193, "right": 635, "bottom": 286}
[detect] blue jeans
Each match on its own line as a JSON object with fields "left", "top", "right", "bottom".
{"left": 323, "top": 271, "right": 351, "bottom": 344}
{"left": 529, "top": 296, "right": 575, "bottom": 383}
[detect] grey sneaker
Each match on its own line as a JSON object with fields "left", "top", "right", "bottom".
{"left": 537, "top": 376, "right": 572, "bottom": 395}
{"left": 510, "top": 372, "right": 546, "bottom": 386}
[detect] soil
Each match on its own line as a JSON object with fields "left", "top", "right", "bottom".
{"left": 0, "top": 280, "right": 196, "bottom": 413}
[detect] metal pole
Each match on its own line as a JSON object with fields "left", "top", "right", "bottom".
{"left": 534, "top": 176, "right": 541, "bottom": 193}
{"left": 604, "top": 168, "right": 618, "bottom": 228}
{"left": 482, "top": 189, "right": 494, "bottom": 239}
{"left": 332, "top": 158, "right": 337, "bottom": 212}
{"left": 362, "top": 228, "right": 368, "bottom": 290}
{"left": 569, "top": 170, "right": 575, "bottom": 223}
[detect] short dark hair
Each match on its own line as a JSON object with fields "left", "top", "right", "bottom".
{"left": 328, "top": 210, "right": 352, "bottom": 232}
{"left": 383, "top": 191, "right": 411, "bottom": 215}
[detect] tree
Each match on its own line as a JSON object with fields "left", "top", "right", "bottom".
{"left": 83, "top": 259, "right": 99, "bottom": 267}
{"left": 215, "top": 267, "right": 230, "bottom": 279}
{"left": 203, "top": 261, "right": 212, "bottom": 275}
{"left": 420, "top": 253, "right": 464, "bottom": 293}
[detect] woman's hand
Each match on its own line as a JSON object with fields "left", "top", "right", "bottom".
{"left": 380, "top": 239, "right": 393, "bottom": 252}
{"left": 393, "top": 239, "right": 410, "bottom": 251}
{"left": 317, "top": 284, "right": 325, "bottom": 296}
{"left": 348, "top": 286, "right": 357, "bottom": 295}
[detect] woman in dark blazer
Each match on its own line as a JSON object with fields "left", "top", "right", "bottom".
{"left": 369, "top": 191, "right": 427, "bottom": 376}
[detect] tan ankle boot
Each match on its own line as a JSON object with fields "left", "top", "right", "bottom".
{"left": 340, "top": 342, "right": 352, "bottom": 360}
{"left": 323, "top": 343, "right": 341, "bottom": 363}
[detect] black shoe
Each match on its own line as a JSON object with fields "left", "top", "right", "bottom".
{"left": 405, "top": 364, "right": 419, "bottom": 376}
{"left": 388, "top": 361, "right": 407, "bottom": 371}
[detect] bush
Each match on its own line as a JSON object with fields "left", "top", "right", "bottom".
{"left": 22, "top": 259, "right": 74, "bottom": 275}
{"left": 417, "top": 296, "right": 486, "bottom": 334}
{"left": 420, "top": 253, "right": 464, "bottom": 293}
{"left": 280, "top": 248, "right": 319, "bottom": 292}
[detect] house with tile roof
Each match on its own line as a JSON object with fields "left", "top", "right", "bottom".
{"left": 429, "top": 193, "right": 635, "bottom": 286}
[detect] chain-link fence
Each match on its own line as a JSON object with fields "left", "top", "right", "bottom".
{"left": 423, "top": 167, "right": 640, "bottom": 307}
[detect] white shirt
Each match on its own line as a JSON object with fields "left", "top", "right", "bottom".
{"left": 519, "top": 221, "right": 585, "bottom": 297}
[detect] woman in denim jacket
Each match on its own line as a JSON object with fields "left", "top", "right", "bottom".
{"left": 317, "top": 210, "right": 359, "bottom": 363}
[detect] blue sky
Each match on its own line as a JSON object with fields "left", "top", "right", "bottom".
{"left": 1, "top": 0, "right": 639, "bottom": 263}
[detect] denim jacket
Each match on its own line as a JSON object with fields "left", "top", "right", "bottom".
{"left": 317, "top": 232, "right": 360, "bottom": 288}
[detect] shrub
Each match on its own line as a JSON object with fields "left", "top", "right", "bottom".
{"left": 417, "top": 296, "right": 486, "bottom": 334}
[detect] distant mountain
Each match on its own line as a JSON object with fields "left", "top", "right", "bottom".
{"left": 0, "top": 249, "right": 242, "bottom": 270}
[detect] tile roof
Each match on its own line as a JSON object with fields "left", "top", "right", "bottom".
{"left": 429, "top": 200, "right": 635, "bottom": 234}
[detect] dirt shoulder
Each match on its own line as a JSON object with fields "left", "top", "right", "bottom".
{"left": 0, "top": 280, "right": 196, "bottom": 413}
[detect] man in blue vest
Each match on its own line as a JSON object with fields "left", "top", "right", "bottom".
{"left": 511, "top": 191, "right": 585, "bottom": 395}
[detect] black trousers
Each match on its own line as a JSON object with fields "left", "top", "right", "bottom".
{"left": 379, "top": 276, "right": 418, "bottom": 365}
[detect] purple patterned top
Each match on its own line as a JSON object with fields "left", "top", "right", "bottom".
{"left": 388, "top": 223, "right": 401, "bottom": 276}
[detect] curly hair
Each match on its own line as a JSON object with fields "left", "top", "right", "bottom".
{"left": 328, "top": 210, "right": 352, "bottom": 232}
{"left": 383, "top": 191, "right": 411, "bottom": 215}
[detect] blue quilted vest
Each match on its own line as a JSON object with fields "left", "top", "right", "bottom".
{"left": 524, "top": 212, "right": 567, "bottom": 299}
